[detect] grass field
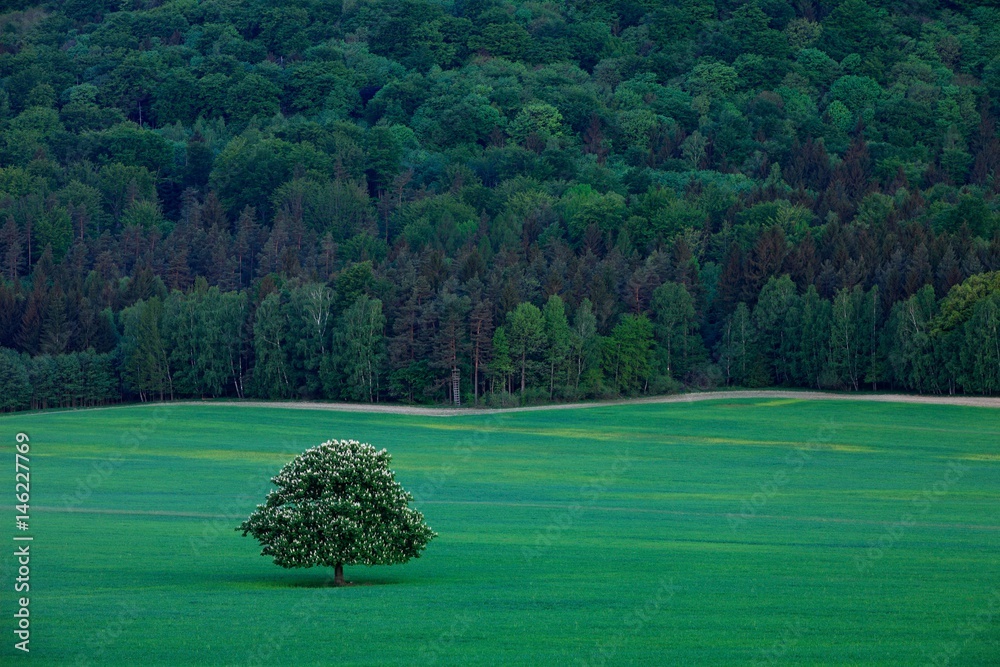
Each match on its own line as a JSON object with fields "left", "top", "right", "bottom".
{"left": 2, "top": 397, "right": 999, "bottom": 665}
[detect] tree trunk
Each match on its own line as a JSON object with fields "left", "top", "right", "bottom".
{"left": 334, "top": 563, "right": 345, "bottom": 586}
{"left": 520, "top": 350, "right": 526, "bottom": 394}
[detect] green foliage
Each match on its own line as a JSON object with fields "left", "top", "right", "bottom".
{"left": 542, "top": 294, "right": 571, "bottom": 398}
{"left": 717, "top": 302, "right": 766, "bottom": 387}
{"left": 829, "top": 286, "right": 874, "bottom": 391}
{"left": 119, "top": 296, "right": 171, "bottom": 400}
{"left": 164, "top": 287, "right": 248, "bottom": 398}
{"left": 509, "top": 102, "right": 565, "bottom": 147}
{"left": 0, "top": 347, "right": 30, "bottom": 411}
{"left": 98, "top": 163, "right": 157, "bottom": 223}
{"left": 285, "top": 282, "right": 336, "bottom": 398}
{"left": 796, "top": 48, "right": 840, "bottom": 87}
{"left": 560, "top": 184, "right": 627, "bottom": 244}
{"left": 226, "top": 74, "right": 282, "bottom": 127}
{"left": 602, "top": 313, "right": 653, "bottom": 395}
{"left": 1, "top": 106, "right": 63, "bottom": 166}
{"left": 569, "top": 298, "right": 602, "bottom": 396}
{"left": 629, "top": 187, "right": 706, "bottom": 248}
{"left": 399, "top": 194, "right": 478, "bottom": 252}
{"left": 959, "top": 294, "right": 1000, "bottom": 394}
{"left": 932, "top": 272, "right": 1000, "bottom": 334}
{"left": 820, "top": 0, "right": 884, "bottom": 60}
{"left": 210, "top": 135, "right": 332, "bottom": 217}
{"left": 650, "top": 281, "right": 701, "bottom": 380}
{"left": 795, "top": 285, "right": 833, "bottom": 390}
{"left": 2, "top": 0, "right": 1000, "bottom": 408}
{"left": 121, "top": 200, "right": 164, "bottom": 231}
{"left": 489, "top": 325, "right": 514, "bottom": 393}
{"left": 332, "top": 295, "right": 386, "bottom": 402}
{"left": 470, "top": 23, "right": 532, "bottom": 60}
{"left": 252, "top": 291, "right": 292, "bottom": 400}
{"left": 506, "top": 302, "right": 545, "bottom": 394}
{"left": 751, "top": 275, "right": 798, "bottom": 385}
{"left": 686, "top": 61, "right": 738, "bottom": 101}
{"left": 87, "top": 122, "right": 173, "bottom": 172}
{"left": 239, "top": 439, "right": 435, "bottom": 572}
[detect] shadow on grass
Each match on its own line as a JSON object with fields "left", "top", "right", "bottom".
{"left": 222, "top": 571, "right": 412, "bottom": 589}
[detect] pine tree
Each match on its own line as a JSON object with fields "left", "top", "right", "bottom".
{"left": 468, "top": 296, "right": 494, "bottom": 404}
{"left": 258, "top": 211, "right": 290, "bottom": 278}
{"left": 0, "top": 282, "right": 23, "bottom": 349}
{"left": 750, "top": 275, "right": 797, "bottom": 385}
{"left": 0, "top": 217, "right": 23, "bottom": 281}
{"left": 0, "top": 348, "right": 30, "bottom": 411}
{"left": 17, "top": 283, "right": 45, "bottom": 355}
{"left": 233, "top": 206, "right": 263, "bottom": 289}
{"left": 40, "top": 286, "right": 73, "bottom": 355}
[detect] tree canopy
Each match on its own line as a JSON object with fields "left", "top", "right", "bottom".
{"left": 238, "top": 439, "right": 435, "bottom": 585}
{"left": 2, "top": 0, "right": 1000, "bottom": 409}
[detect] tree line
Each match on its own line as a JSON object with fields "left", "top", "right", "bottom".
{"left": 5, "top": 265, "right": 1000, "bottom": 411}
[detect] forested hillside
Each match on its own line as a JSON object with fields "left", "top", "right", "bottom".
{"left": 2, "top": 0, "right": 1000, "bottom": 410}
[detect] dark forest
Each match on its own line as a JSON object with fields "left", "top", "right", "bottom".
{"left": 2, "top": 0, "right": 1000, "bottom": 410}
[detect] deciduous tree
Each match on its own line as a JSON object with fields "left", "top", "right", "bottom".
{"left": 239, "top": 439, "right": 435, "bottom": 586}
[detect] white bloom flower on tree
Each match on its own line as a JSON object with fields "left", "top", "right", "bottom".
{"left": 238, "top": 438, "right": 436, "bottom": 585}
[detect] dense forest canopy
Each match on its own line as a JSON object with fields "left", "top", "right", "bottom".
{"left": 2, "top": 0, "right": 1000, "bottom": 410}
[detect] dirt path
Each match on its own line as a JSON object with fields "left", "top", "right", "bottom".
{"left": 168, "top": 389, "right": 1000, "bottom": 417}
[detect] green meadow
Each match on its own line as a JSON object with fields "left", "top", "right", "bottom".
{"left": 2, "top": 398, "right": 999, "bottom": 665}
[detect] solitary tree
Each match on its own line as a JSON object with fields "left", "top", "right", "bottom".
{"left": 239, "top": 439, "right": 435, "bottom": 586}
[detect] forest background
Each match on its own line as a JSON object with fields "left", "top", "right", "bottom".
{"left": 2, "top": 0, "right": 1000, "bottom": 410}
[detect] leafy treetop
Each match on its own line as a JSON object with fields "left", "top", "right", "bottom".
{"left": 239, "top": 439, "right": 435, "bottom": 575}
